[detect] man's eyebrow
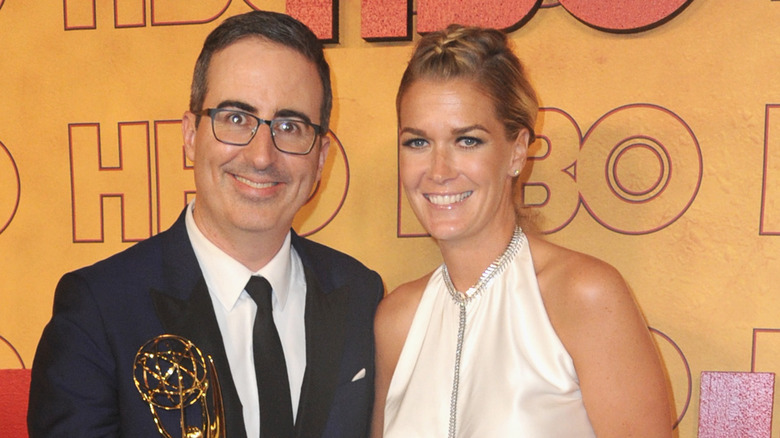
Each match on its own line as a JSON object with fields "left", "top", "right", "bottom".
{"left": 213, "top": 101, "right": 316, "bottom": 124}
{"left": 276, "top": 109, "right": 313, "bottom": 124}
{"left": 216, "top": 100, "right": 256, "bottom": 113}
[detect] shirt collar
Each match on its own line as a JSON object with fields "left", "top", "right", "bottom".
{"left": 185, "top": 201, "right": 294, "bottom": 312}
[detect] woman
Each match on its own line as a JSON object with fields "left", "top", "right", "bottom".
{"left": 372, "top": 25, "right": 672, "bottom": 437}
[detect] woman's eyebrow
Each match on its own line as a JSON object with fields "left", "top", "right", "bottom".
{"left": 452, "top": 124, "right": 488, "bottom": 135}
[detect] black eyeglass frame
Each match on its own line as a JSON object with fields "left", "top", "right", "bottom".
{"left": 197, "top": 108, "right": 323, "bottom": 155}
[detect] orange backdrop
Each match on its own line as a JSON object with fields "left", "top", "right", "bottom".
{"left": 2, "top": 1, "right": 780, "bottom": 436}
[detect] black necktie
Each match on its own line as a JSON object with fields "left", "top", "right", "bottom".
{"left": 245, "top": 276, "right": 294, "bottom": 438}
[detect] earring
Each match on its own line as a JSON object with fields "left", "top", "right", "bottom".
{"left": 513, "top": 169, "right": 520, "bottom": 177}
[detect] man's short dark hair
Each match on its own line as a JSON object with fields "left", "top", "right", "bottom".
{"left": 189, "top": 10, "right": 333, "bottom": 132}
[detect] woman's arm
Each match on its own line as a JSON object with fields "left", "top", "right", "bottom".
{"left": 534, "top": 238, "right": 674, "bottom": 437}
{"left": 369, "top": 277, "right": 427, "bottom": 438}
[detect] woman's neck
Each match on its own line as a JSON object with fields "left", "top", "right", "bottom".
{"left": 438, "top": 222, "right": 517, "bottom": 292}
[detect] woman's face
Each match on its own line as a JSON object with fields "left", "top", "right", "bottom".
{"left": 398, "top": 78, "right": 529, "bottom": 244}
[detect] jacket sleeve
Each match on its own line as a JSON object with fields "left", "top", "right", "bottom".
{"left": 28, "top": 272, "right": 121, "bottom": 438}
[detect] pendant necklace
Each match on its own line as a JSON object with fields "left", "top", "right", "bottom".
{"left": 441, "top": 226, "right": 525, "bottom": 438}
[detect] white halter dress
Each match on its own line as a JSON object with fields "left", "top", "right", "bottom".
{"left": 383, "top": 232, "right": 596, "bottom": 437}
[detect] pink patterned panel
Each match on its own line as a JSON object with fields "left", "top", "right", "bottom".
{"left": 417, "top": 0, "right": 538, "bottom": 33}
{"left": 361, "top": 0, "right": 409, "bottom": 40}
{"left": 286, "top": 0, "right": 335, "bottom": 41}
{"left": 698, "top": 371, "right": 774, "bottom": 438}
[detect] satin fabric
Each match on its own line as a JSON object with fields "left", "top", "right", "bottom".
{"left": 384, "top": 233, "right": 596, "bottom": 437}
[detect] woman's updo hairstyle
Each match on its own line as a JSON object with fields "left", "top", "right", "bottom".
{"left": 396, "top": 24, "right": 538, "bottom": 143}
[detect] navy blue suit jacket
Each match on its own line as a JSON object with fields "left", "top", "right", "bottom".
{"left": 28, "top": 210, "right": 384, "bottom": 437}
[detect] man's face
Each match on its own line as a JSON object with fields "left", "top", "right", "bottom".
{"left": 182, "top": 37, "right": 330, "bottom": 249}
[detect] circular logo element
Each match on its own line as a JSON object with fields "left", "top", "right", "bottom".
{"left": 607, "top": 137, "right": 671, "bottom": 203}
{"left": 293, "top": 131, "right": 350, "bottom": 237}
{"left": 651, "top": 327, "right": 691, "bottom": 429}
{"left": 578, "top": 104, "right": 702, "bottom": 234}
{"left": 0, "top": 141, "right": 20, "bottom": 235}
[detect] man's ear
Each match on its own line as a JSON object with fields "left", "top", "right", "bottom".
{"left": 182, "top": 111, "right": 198, "bottom": 162}
{"left": 315, "top": 133, "right": 331, "bottom": 181}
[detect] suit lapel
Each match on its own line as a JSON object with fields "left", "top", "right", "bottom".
{"left": 294, "top": 258, "right": 349, "bottom": 437}
{"left": 149, "top": 211, "right": 247, "bottom": 438}
{"left": 148, "top": 223, "right": 350, "bottom": 438}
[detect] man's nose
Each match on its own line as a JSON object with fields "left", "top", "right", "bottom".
{"left": 242, "top": 123, "right": 278, "bottom": 167}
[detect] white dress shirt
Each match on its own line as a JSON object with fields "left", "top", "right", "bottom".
{"left": 185, "top": 202, "right": 307, "bottom": 438}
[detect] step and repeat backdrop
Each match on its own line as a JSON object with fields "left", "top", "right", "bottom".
{"left": 2, "top": 0, "right": 780, "bottom": 436}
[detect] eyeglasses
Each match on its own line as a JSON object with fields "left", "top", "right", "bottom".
{"left": 198, "top": 108, "right": 323, "bottom": 155}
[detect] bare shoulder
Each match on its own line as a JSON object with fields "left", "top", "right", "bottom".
{"left": 526, "top": 234, "right": 673, "bottom": 436}
{"left": 375, "top": 273, "right": 432, "bottom": 350}
{"left": 525, "top": 233, "right": 644, "bottom": 364}
{"left": 373, "top": 273, "right": 430, "bottom": 389}
{"left": 526, "top": 233, "right": 630, "bottom": 323}
{"left": 371, "top": 273, "right": 433, "bottom": 438}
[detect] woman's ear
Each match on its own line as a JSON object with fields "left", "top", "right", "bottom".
{"left": 508, "top": 128, "right": 530, "bottom": 177}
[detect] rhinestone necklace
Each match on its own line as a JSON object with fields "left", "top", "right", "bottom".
{"left": 441, "top": 226, "right": 525, "bottom": 438}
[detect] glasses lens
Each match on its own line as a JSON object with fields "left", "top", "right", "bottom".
{"left": 211, "top": 110, "right": 257, "bottom": 145}
{"left": 271, "top": 119, "right": 316, "bottom": 154}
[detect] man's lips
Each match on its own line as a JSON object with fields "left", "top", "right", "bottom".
{"left": 234, "top": 174, "right": 277, "bottom": 189}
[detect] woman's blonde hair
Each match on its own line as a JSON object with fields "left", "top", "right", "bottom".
{"left": 397, "top": 24, "right": 538, "bottom": 142}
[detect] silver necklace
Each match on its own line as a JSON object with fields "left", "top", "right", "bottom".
{"left": 441, "top": 227, "right": 525, "bottom": 438}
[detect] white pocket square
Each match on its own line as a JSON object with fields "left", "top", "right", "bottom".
{"left": 351, "top": 368, "right": 366, "bottom": 382}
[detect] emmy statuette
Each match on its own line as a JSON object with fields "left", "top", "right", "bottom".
{"left": 133, "top": 334, "right": 225, "bottom": 438}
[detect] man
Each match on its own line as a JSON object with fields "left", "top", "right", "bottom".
{"left": 28, "top": 10, "right": 383, "bottom": 438}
